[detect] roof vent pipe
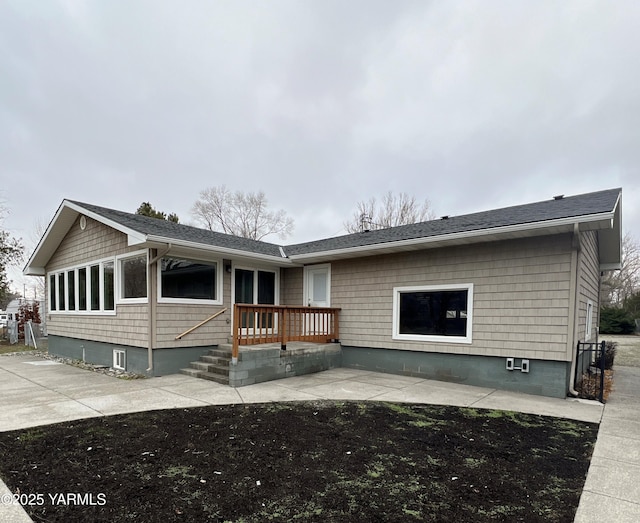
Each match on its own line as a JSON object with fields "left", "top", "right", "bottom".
{"left": 553, "top": 195, "right": 564, "bottom": 200}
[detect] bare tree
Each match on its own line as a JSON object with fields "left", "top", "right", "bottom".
{"left": 601, "top": 233, "right": 640, "bottom": 307}
{"left": 26, "top": 217, "right": 49, "bottom": 300}
{"left": 344, "top": 191, "right": 435, "bottom": 233}
{"left": 192, "top": 186, "right": 294, "bottom": 241}
{"left": 0, "top": 203, "right": 24, "bottom": 307}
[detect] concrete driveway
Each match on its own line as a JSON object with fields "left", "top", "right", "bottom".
{"left": 0, "top": 352, "right": 604, "bottom": 432}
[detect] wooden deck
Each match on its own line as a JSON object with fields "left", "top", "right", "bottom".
{"left": 232, "top": 304, "right": 341, "bottom": 363}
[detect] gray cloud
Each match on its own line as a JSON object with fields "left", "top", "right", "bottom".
{"left": 1, "top": 0, "right": 638, "bottom": 292}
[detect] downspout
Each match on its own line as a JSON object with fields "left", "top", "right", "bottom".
{"left": 567, "top": 224, "right": 581, "bottom": 397}
{"left": 146, "top": 244, "right": 172, "bottom": 372}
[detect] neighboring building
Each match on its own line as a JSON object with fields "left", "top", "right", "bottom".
{"left": 24, "top": 188, "right": 622, "bottom": 398}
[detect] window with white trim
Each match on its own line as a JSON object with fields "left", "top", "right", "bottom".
{"left": 158, "top": 256, "right": 221, "bottom": 304}
{"left": 393, "top": 284, "right": 474, "bottom": 344}
{"left": 586, "top": 300, "right": 594, "bottom": 340}
{"left": 47, "top": 258, "right": 117, "bottom": 315}
{"left": 117, "top": 252, "right": 148, "bottom": 303}
{"left": 113, "top": 350, "right": 126, "bottom": 370}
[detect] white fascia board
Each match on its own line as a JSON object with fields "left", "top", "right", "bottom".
{"left": 22, "top": 201, "right": 66, "bottom": 275}
{"left": 144, "top": 235, "right": 294, "bottom": 265}
{"left": 24, "top": 267, "right": 46, "bottom": 276}
{"left": 289, "top": 212, "right": 616, "bottom": 262}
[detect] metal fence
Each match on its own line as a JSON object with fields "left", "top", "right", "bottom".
{"left": 575, "top": 340, "right": 607, "bottom": 403}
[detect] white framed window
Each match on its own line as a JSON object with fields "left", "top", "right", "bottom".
{"left": 393, "top": 284, "right": 474, "bottom": 344}
{"left": 47, "top": 256, "right": 117, "bottom": 315}
{"left": 233, "top": 266, "right": 279, "bottom": 306}
{"left": 586, "top": 300, "right": 594, "bottom": 340}
{"left": 113, "top": 349, "right": 126, "bottom": 370}
{"left": 117, "top": 251, "right": 148, "bottom": 304}
{"left": 232, "top": 265, "right": 279, "bottom": 331}
{"left": 158, "top": 256, "right": 222, "bottom": 305}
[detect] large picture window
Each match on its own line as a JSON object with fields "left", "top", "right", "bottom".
{"left": 393, "top": 284, "right": 473, "bottom": 344}
{"left": 159, "top": 257, "right": 220, "bottom": 304}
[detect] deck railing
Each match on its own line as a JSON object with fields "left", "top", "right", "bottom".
{"left": 231, "top": 304, "right": 340, "bottom": 362}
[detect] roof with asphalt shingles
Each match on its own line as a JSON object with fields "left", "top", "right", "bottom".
{"left": 284, "top": 188, "right": 621, "bottom": 255}
{"left": 69, "top": 188, "right": 621, "bottom": 258}
{"left": 69, "top": 201, "right": 284, "bottom": 258}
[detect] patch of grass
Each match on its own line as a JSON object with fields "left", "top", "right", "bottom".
{"left": 0, "top": 344, "right": 37, "bottom": 355}
{"left": 15, "top": 428, "right": 47, "bottom": 443}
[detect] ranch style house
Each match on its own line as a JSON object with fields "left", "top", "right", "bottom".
{"left": 24, "top": 188, "right": 622, "bottom": 398}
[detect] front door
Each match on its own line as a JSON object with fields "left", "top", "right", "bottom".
{"left": 304, "top": 264, "right": 331, "bottom": 307}
{"left": 304, "top": 264, "right": 331, "bottom": 336}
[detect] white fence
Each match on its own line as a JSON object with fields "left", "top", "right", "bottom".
{"left": 4, "top": 320, "right": 43, "bottom": 347}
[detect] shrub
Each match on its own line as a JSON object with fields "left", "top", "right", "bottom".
{"left": 17, "top": 301, "right": 41, "bottom": 340}
{"left": 600, "top": 307, "right": 635, "bottom": 334}
{"left": 597, "top": 341, "right": 617, "bottom": 370}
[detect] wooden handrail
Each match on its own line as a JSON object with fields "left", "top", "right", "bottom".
{"left": 175, "top": 308, "right": 228, "bottom": 340}
{"left": 232, "top": 304, "right": 340, "bottom": 362}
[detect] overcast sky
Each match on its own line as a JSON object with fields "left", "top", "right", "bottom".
{"left": 1, "top": 0, "right": 639, "bottom": 294}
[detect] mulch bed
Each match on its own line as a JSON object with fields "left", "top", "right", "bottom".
{"left": 575, "top": 369, "right": 614, "bottom": 402}
{"left": 0, "top": 402, "right": 597, "bottom": 522}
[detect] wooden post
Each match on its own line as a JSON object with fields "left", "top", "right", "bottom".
{"left": 232, "top": 304, "right": 240, "bottom": 364}
{"left": 281, "top": 307, "right": 287, "bottom": 351}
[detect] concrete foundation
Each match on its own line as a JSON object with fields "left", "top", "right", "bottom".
{"left": 341, "top": 346, "right": 571, "bottom": 398}
{"left": 47, "top": 335, "right": 213, "bottom": 377}
{"left": 230, "top": 342, "right": 342, "bottom": 387}
{"left": 48, "top": 335, "right": 571, "bottom": 398}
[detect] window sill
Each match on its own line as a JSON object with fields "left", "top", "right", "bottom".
{"left": 158, "top": 298, "right": 223, "bottom": 306}
{"left": 393, "top": 334, "right": 473, "bottom": 344}
{"left": 49, "top": 311, "right": 117, "bottom": 316}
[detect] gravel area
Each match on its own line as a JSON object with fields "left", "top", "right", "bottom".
{"left": 0, "top": 348, "right": 147, "bottom": 379}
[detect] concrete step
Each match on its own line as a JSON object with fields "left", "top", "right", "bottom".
{"left": 180, "top": 367, "right": 204, "bottom": 378}
{"left": 196, "top": 371, "right": 230, "bottom": 385}
{"left": 207, "top": 349, "right": 232, "bottom": 359}
{"left": 189, "top": 361, "right": 229, "bottom": 377}
{"left": 199, "top": 355, "right": 230, "bottom": 366}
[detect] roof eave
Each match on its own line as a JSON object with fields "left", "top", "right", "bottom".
{"left": 289, "top": 212, "right": 617, "bottom": 263}
{"left": 23, "top": 200, "right": 149, "bottom": 275}
{"left": 597, "top": 191, "right": 622, "bottom": 269}
{"left": 144, "top": 235, "right": 293, "bottom": 266}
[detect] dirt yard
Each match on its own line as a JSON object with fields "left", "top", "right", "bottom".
{"left": 0, "top": 402, "right": 597, "bottom": 523}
